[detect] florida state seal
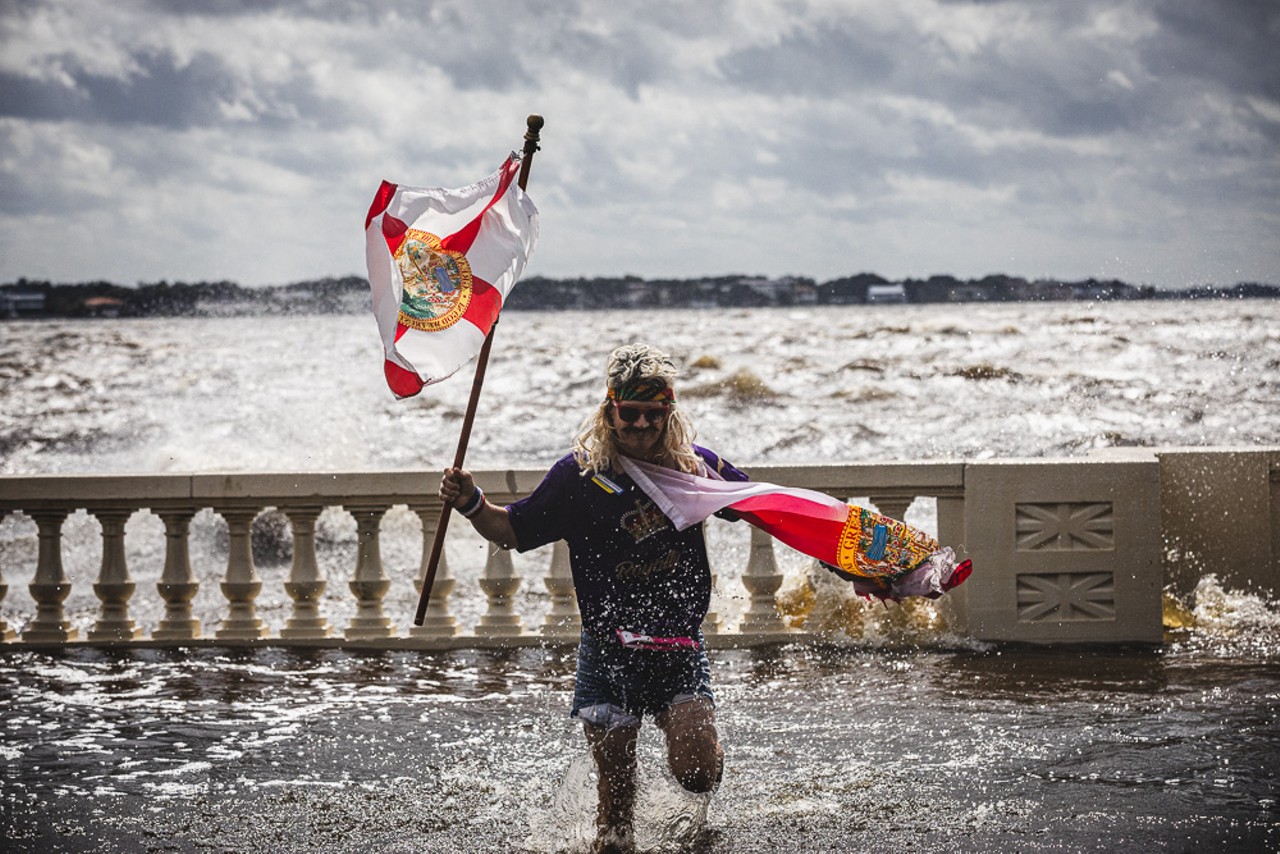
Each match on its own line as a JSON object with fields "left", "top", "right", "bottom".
{"left": 395, "top": 229, "right": 473, "bottom": 331}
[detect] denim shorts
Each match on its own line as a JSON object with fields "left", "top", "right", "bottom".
{"left": 571, "top": 629, "right": 714, "bottom": 723}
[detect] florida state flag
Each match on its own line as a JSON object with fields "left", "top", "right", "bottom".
{"left": 364, "top": 154, "right": 539, "bottom": 398}
{"left": 619, "top": 457, "right": 972, "bottom": 602}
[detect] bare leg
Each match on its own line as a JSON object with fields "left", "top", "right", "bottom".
{"left": 656, "top": 696, "right": 723, "bottom": 794}
{"left": 584, "top": 721, "right": 640, "bottom": 854}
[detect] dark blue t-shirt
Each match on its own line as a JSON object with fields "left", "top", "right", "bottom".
{"left": 506, "top": 445, "right": 749, "bottom": 637}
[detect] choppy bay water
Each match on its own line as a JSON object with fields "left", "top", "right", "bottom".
{"left": 2, "top": 301, "right": 1278, "bottom": 475}
{"left": 2, "top": 301, "right": 1280, "bottom": 851}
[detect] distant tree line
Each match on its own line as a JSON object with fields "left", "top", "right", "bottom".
{"left": 2, "top": 272, "right": 1277, "bottom": 319}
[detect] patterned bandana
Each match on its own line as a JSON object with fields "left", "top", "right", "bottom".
{"left": 606, "top": 377, "right": 675, "bottom": 403}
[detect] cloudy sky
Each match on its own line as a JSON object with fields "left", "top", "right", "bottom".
{"left": 1, "top": 0, "right": 1277, "bottom": 289}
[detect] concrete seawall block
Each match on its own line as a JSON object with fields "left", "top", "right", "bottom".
{"left": 959, "top": 457, "right": 1163, "bottom": 643}
{"left": 1157, "top": 447, "right": 1280, "bottom": 597}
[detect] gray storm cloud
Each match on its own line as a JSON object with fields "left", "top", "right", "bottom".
{"left": 0, "top": 0, "right": 1276, "bottom": 288}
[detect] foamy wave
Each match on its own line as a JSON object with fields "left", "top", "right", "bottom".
{"left": 3, "top": 301, "right": 1278, "bottom": 475}
{"left": 1164, "top": 575, "right": 1280, "bottom": 659}
{"left": 1191, "top": 575, "right": 1280, "bottom": 631}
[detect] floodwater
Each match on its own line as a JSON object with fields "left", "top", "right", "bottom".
{"left": 2, "top": 629, "right": 1278, "bottom": 853}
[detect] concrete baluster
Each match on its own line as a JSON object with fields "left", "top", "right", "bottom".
{"left": 476, "top": 546, "right": 524, "bottom": 638}
{"left": 541, "top": 540, "right": 580, "bottom": 638}
{"left": 409, "top": 505, "right": 457, "bottom": 638}
{"left": 88, "top": 509, "right": 141, "bottom": 641}
{"left": 870, "top": 494, "right": 913, "bottom": 523}
{"left": 0, "top": 511, "right": 13, "bottom": 642}
{"left": 282, "top": 507, "right": 330, "bottom": 639}
{"left": 154, "top": 509, "right": 200, "bottom": 640}
{"left": 345, "top": 506, "right": 395, "bottom": 639}
{"left": 24, "top": 510, "right": 77, "bottom": 642}
{"left": 739, "top": 525, "right": 787, "bottom": 634}
{"left": 214, "top": 509, "right": 267, "bottom": 640}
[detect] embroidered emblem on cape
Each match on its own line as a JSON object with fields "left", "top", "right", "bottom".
{"left": 395, "top": 229, "right": 473, "bottom": 332}
{"left": 621, "top": 497, "right": 669, "bottom": 543}
{"left": 835, "top": 506, "right": 939, "bottom": 582}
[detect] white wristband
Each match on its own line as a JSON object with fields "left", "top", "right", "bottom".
{"left": 458, "top": 486, "right": 485, "bottom": 518}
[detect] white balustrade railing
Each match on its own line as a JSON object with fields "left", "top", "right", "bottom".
{"left": 0, "top": 464, "right": 966, "bottom": 648}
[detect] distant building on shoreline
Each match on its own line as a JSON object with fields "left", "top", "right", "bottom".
{"left": 866, "top": 283, "right": 907, "bottom": 304}
{"left": 1, "top": 289, "right": 45, "bottom": 318}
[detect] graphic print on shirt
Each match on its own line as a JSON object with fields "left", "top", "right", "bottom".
{"left": 621, "top": 497, "right": 670, "bottom": 543}
{"left": 615, "top": 549, "right": 681, "bottom": 583}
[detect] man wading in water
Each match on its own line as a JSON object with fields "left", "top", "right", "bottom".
{"left": 439, "top": 343, "right": 748, "bottom": 853}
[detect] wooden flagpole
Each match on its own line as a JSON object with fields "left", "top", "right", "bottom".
{"left": 414, "top": 114, "right": 544, "bottom": 626}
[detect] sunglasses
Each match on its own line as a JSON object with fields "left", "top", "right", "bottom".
{"left": 612, "top": 402, "right": 670, "bottom": 424}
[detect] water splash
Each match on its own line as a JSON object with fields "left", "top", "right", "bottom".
{"left": 526, "top": 747, "right": 713, "bottom": 853}
{"left": 1164, "top": 574, "right": 1280, "bottom": 660}
{"left": 775, "top": 561, "right": 972, "bottom": 649}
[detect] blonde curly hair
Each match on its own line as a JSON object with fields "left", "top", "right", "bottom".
{"left": 573, "top": 343, "right": 701, "bottom": 475}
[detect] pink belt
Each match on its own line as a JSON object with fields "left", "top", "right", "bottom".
{"left": 615, "top": 629, "right": 701, "bottom": 652}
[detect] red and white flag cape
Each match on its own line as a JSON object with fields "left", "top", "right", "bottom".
{"left": 364, "top": 154, "right": 539, "bottom": 398}
{"left": 620, "top": 457, "right": 972, "bottom": 601}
